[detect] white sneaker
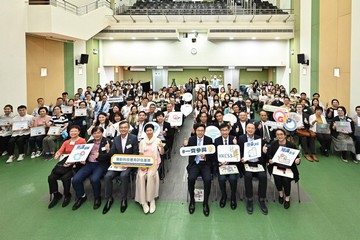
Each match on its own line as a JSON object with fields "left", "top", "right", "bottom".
{"left": 35, "top": 151, "right": 42, "bottom": 158}
{"left": 356, "top": 154, "right": 360, "bottom": 161}
{"left": 2, "top": 151, "right": 8, "bottom": 156}
{"left": 149, "top": 200, "right": 156, "bottom": 214}
{"left": 6, "top": 155, "right": 15, "bottom": 163}
{"left": 17, "top": 154, "right": 25, "bottom": 161}
{"left": 31, "top": 152, "right": 36, "bottom": 159}
{"left": 142, "top": 203, "right": 150, "bottom": 214}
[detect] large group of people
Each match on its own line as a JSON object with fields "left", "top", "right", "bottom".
{"left": 1, "top": 77, "right": 359, "bottom": 217}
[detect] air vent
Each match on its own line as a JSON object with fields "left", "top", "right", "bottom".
{"left": 209, "top": 29, "right": 293, "bottom": 33}
{"left": 101, "top": 29, "right": 177, "bottom": 33}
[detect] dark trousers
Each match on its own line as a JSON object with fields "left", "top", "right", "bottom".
{"left": 104, "top": 168, "right": 132, "bottom": 201}
{"left": 28, "top": 135, "right": 45, "bottom": 153}
{"left": 8, "top": 135, "right": 30, "bottom": 155}
{"left": 218, "top": 173, "right": 238, "bottom": 198}
{"left": 48, "top": 168, "right": 73, "bottom": 197}
{"left": 273, "top": 175, "right": 292, "bottom": 196}
{"left": 355, "top": 136, "right": 360, "bottom": 154}
{"left": 0, "top": 135, "right": 11, "bottom": 153}
{"left": 72, "top": 162, "right": 103, "bottom": 199}
{"left": 300, "top": 136, "right": 316, "bottom": 154}
{"left": 244, "top": 171, "right": 267, "bottom": 200}
{"left": 317, "top": 133, "right": 332, "bottom": 151}
{"left": 187, "top": 164, "right": 211, "bottom": 204}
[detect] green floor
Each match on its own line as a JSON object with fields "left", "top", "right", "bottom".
{"left": 1, "top": 151, "right": 360, "bottom": 240}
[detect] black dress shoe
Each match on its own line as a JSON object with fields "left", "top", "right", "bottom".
{"left": 72, "top": 195, "right": 87, "bottom": 211}
{"left": 278, "top": 196, "right": 284, "bottom": 205}
{"left": 189, "top": 200, "right": 195, "bottom": 214}
{"left": 246, "top": 200, "right": 253, "bottom": 214}
{"left": 62, "top": 194, "right": 71, "bottom": 208}
{"left": 120, "top": 200, "right": 127, "bottom": 213}
{"left": 102, "top": 197, "right": 113, "bottom": 215}
{"left": 219, "top": 195, "right": 227, "bottom": 208}
{"left": 259, "top": 200, "right": 268, "bottom": 215}
{"left": 93, "top": 198, "right": 101, "bottom": 210}
{"left": 48, "top": 193, "right": 62, "bottom": 209}
{"left": 203, "top": 203, "right": 210, "bottom": 217}
{"left": 284, "top": 200, "right": 290, "bottom": 209}
{"left": 230, "top": 198, "right": 237, "bottom": 210}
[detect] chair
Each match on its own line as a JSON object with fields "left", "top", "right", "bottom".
{"left": 186, "top": 174, "right": 217, "bottom": 202}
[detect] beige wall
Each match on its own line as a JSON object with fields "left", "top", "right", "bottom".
{"left": 319, "top": 0, "right": 351, "bottom": 109}
{"left": 26, "top": 35, "right": 65, "bottom": 112}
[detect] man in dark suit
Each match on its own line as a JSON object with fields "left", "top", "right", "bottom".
{"left": 231, "top": 111, "right": 250, "bottom": 138}
{"left": 255, "top": 110, "right": 275, "bottom": 145}
{"left": 241, "top": 99, "right": 255, "bottom": 120}
{"left": 130, "top": 111, "right": 148, "bottom": 142}
{"left": 238, "top": 123, "right": 268, "bottom": 215}
{"left": 214, "top": 123, "right": 239, "bottom": 210}
{"left": 213, "top": 111, "right": 230, "bottom": 129}
{"left": 72, "top": 126, "right": 111, "bottom": 211}
{"left": 102, "top": 120, "right": 139, "bottom": 214}
{"left": 185, "top": 124, "right": 214, "bottom": 217}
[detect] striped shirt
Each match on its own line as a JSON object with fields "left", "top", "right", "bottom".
{"left": 50, "top": 115, "right": 68, "bottom": 127}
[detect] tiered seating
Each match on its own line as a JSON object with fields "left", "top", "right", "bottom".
{"left": 119, "top": 0, "right": 232, "bottom": 15}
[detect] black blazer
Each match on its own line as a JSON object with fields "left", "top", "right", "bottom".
{"left": 240, "top": 106, "right": 255, "bottom": 120}
{"left": 130, "top": 121, "right": 148, "bottom": 137}
{"left": 231, "top": 120, "right": 250, "bottom": 138}
{"left": 186, "top": 135, "right": 214, "bottom": 169}
{"left": 254, "top": 120, "right": 274, "bottom": 143}
{"left": 238, "top": 134, "right": 266, "bottom": 173}
{"left": 158, "top": 121, "right": 175, "bottom": 150}
{"left": 108, "top": 133, "right": 139, "bottom": 156}
{"left": 267, "top": 140, "right": 300, "bottom": 182}
{"left": 87, "top": 137, "right": 111, "bottom": 174}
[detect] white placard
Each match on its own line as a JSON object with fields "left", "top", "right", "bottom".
{"left": 61, "top": 106, "right": 73, "bottom": 114}
{"left": 223, "top": 113, "right": 237, "bottom": 126}
{"left": 75, "top": 108, "right": 87, "bottom": 117}
{"left": 272, "top": 166, "right": 294, "bottom": 179}
{"left": 217, "top": 145, "right": 240, "bottom": 162}
{"left": 180, "top": 145, "right": 216, "bottom": 156}
{"left": 243, "top": 139, "right": 262, "bottom": 161}
{"left": 335, "top": 121, "right": 352, "bottom": 133}
{"left": 48, "top": 126, "right": 61, "bottom": 136}
{"left": 182, "top": 92, "right": 193, "bottom": 102}
{"left": 205, "top": 126, "right": 221, "bottom": 141}
{"left": 30, "top": 126, "right": 46, "bottom": 136}
{"left": 111, "top": 154, "right": 155, "bottom": 168}
{"left": 108, "top": 98, "right": 123, "bottom": 103}
{"left": 12, "top": 121, "right": 29, "bottom": 131}
{"left": 168, "top": 112, "right": 183, "bottom": 127}
{"left": 195, "top": 84, "right": 206, "bottom": 92}
{"left": 244, "top": 164, "right": 265, "bottom": 172}
{"left": 263, "top": 121, "right": 284, "bottom": 129}
{"left": 219, "top": 165, "right": 239, "bottom": 175}
{"left": 66, "top": 144, "right": 94, "bottom": 163}
{"left": 0, "top": 118, "right": 11, "bottom": 126}
{"left": 263, "top": 105, "right": 289, "bottom": 113}
{"left": 194, "top": 188, "right": 204, "bottom": 202}
{"left": 180, "top": 104, "right": 193, "bottom": 117}
{"left": 272, "top": 146, "right": 300, "bottom": 166}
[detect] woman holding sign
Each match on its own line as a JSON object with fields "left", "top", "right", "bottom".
{"left": 329, "top": 106, "right": 356, "bottom": 163}
{"left": 135, "top": 123, "right": 164, "bottom": 214}
{"left": 47, "top": 125, "right": 86, "bottom": 209}
{"left": 267, "top": 129, "right": 301, "bottom": 209}
{"left": 29, "top": 107, "right": 51, "bottom": 158}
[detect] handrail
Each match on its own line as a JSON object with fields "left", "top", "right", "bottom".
{"left": 28, "top": 0, "right": 111, "bottom": 15}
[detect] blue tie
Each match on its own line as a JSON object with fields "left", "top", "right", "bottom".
{"left": 195, "top": 138, "right": 202, "bottom": 164}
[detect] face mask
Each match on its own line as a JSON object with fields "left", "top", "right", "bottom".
{"left": 239, "top": 98, "right": 243, "bottom": 101}
{"left": 135, "top": 98, "right": 139, "bottom": 101}
{"left": 228, "top": 104, "right": 233, "bottom": 108}
{"left": 176, "top": 99, "right": 180, "bottom": 103}
{"left": 95, "top": 97, "right": 99, "bottom": 102}
{"left": 225, "top": 97, "right": 230, "bottom": 100}
{"left": 214, "top": 104, "right": 219, "bottom": 107}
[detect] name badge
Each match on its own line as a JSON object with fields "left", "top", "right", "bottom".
{"left": 126, "top": 144, "right": 132, "bottom": 149}
{"left": 101, "top": 147, "right": 106, "bottom": 151}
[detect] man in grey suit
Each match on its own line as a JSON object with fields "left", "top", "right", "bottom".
{"left": 102, "top": 120, "right": 139, "bottom": 214}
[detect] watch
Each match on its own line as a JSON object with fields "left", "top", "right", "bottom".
{"left": 191, "top": 48, "right": 197, "bottom": 55}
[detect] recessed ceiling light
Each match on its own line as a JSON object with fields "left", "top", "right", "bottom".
{"left": 229, "top": 37, "right": 234, "bottom": 40}
{"left": 192, "top": 30, "right": 196, "bottom": 32}
{"left": 131, "top": 37, "right": 136, "bottom": 40}
{"left": 252, "top": 37, "right": 256, "bottom": 40}
{"left": 109, "top": 37, "right": 114, "bottom": 40}
{"left": 154, "top": 37, "right": 159, "bottom": 40}
{"left": 275, "top": 37, "right": 280, "bottom": 40}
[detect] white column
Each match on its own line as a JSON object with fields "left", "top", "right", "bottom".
{"left": 224, "top": 68, "right": 240, "bottom": 91}
{"left": 152, "top": 69, "right": 168, "bottom": 90}
{"left": 299, "top": 0, "right": 312, "bottom": 94}
{"left": 0, "top": 2, "right": 27, "bottom": 108}
{"left": 350, "top": 0, "right": 360, "bottom": 116}
{"left": 74, "top": 40, "right": 87, "bottom": 93}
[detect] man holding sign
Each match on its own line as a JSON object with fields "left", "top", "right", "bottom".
{"left": 71, "top": 126, "right": 111, "bottom": 211}
{"left": 102, "top": 120, "right": 139, "bottom": 214}
{"left": 238, "top": 123, "right": 268, "bottom": 215}
{"left": 184, "top": 124, "right": 214, "bottom": 217}
{"left": 214, "top": 123, "right": 239, "bottom": 210}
